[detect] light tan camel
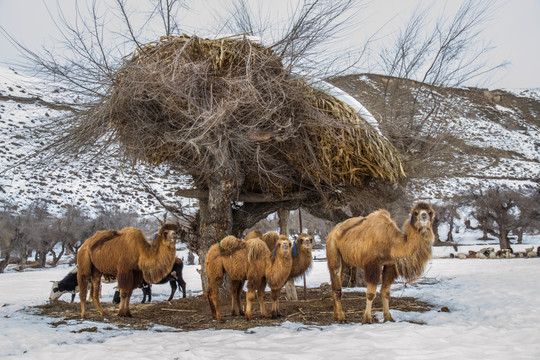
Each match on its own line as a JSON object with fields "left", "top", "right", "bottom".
{"left": 77, "top": 223, "right": 179, "bottom": 318}
{"left": 205, "top": 234, "right": 292, "bottom": 321}
{"left": 326, "top": 202, "right": 435, "bottom": 324}
{"left": 258, "top": 231, "right": 314, "bottom": 300}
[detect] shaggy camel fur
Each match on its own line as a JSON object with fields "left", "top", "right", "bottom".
{"left": 77, "top": 223, "right": 180, "bottom": 318}
{"left": 258, "top": 231, "right": 314, "bottom": 299}
{"left": 326, "top": 202, "right": 435, "bottom": 324}
{"left": 205, "top": 234, "right": 292, "bottom": 321}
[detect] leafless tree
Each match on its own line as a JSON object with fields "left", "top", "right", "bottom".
{"left": 464, "top": 186, "right": 535, "bottom": 250}
{"left": 219, "top": 0, "right": 368, "bottom": 78}
{"left": 0, "top": 0, "right": 405, "bottom": 289}
{"left": 432, "top": 203, "right": 460, "bottom": 245}
{"left": 374, "top": 0, "right": 507, "bottom": 177}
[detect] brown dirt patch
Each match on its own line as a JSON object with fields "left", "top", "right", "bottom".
{"left": 32, "top": 284, "right": 436, "bottom": 332}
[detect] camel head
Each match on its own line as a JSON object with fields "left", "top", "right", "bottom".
{"left": 157, "top": 223, "right": 181, "bottom": 243}
{"left": 294, "top": 233, "right": 313, "bottom": 257}
{"left": 273, "top": 235, "right": 292, "bottom": 259}
{"left": 409, "top": 202, "right": 435, "bottom": 234}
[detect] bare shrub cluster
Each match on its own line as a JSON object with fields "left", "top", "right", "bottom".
{"left": 0, "top": 200, "right": 157, "bottom": 273}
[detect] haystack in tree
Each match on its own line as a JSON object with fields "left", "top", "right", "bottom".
{"left": 59, "top": 35, "right": 405, "bottom": 288}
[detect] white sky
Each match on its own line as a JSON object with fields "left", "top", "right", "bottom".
{"left": 0, "top": 0, "right": 539, "bottom": 89}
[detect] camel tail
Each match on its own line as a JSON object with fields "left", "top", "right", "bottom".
{"left": 77, "top": 244, "right": 92, "bottom": 276}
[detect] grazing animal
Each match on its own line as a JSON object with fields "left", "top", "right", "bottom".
{"left": 112, "top": 257, "right": 187, "bottom": 303}
{"left": 326, "top": 202, "right": 435, "bottom": 324}
{"left": 205, "top": 234, "right": 293, "bottom": 321}
{"left": 49, "top": 267, "right": 78, "bottom": 302}
{"left": 77, "top": 223, "right": 180, "bottom": 318}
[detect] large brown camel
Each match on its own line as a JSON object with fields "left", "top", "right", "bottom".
{"left": 77, "top": 223, "right": 180, "bottom": 318}
{"left": 326, "top": 202, "right": 435, "bottom": 324}
{"left": 205, "top": 234, "right": 292, "bottom": 321}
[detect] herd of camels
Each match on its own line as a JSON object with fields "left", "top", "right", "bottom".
{"left": 76, "top": 202, "right": 435, "bottom": 324}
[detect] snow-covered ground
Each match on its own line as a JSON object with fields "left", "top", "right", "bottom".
{"left": 2, "top": 248, "right": 540, "bottom": 360}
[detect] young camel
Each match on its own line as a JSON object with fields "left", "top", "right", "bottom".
{"left": 77, "top": 223, "right": 180, "bottom": 318}
{"left": 205, "top": 234, "right": 292, "bottom": 321}
{"left": 326, "top": 202, "right": 435, "bottom": 324}
{"left": 260, "top": 231, "right": 314, "bottom": 300}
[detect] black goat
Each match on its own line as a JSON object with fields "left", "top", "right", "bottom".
{"left": 49, "top": 267, "right": 78, "bottom": 302}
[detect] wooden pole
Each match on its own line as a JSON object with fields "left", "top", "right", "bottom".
{"left": 298, "top": 208, "right": 307, "bottom": 301}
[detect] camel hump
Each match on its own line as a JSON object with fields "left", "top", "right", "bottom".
{"left": 244, "top": 230, "right": 263, "bottom": 241}
{"left": 247, "top": 238, "right": 270, "bottom": 262}
{"left": 262, "top": 231, "right": 280, "bottom": 251}
{"left": 336, "top": 216, "right": 366, "bottom": 238}
{"left": 218, "top": 236, "right": 245, "bottom": 255}
{"left": 90, "top": 230, "right": 120, "bottom": 251}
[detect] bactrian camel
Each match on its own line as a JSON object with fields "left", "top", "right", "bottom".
{"left": 259, "top": 231, "right": 314, "bottom": 300}
{"left": 326, "top": 202, "right": 435, "bottom": 324}
{"left": 77, "top": 223, "right": 180, "bottom": 318}
{"left": 205, "top": 234, "right": 293, "bottom": 321}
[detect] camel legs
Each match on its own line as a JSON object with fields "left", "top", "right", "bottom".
{"left": 270, "top": 288, "right": 282, "bottom": 319}
{"left": 90, "top": 271, "right": 105, "bottom": 317}
{"left": 206, "top": 275, "right": 223, "bottom": 322}
{"left": 327, "top": 241, "right": 346, "bottom": 322}
{"left": 118, "top": 290, "right": 134, "bottom": 317}
{"left": 245, "top": 286, "right": 256, "bottom": 321}
{"left": 381, "top": 265, "right": 398, "bottom": 322}
{"left": 230, "top": 280, "right": 245, "bottom": 316}
{"left": 257, "top": 281, "right": 270, "bottom": 318}
{"left": 362, "top": 282, "right": 377, "bottom": 324}
{"left": 78, "top": 275, "right": 89, "bottom": 319}
{"left": 117, "top": 270, "right": 141, "bottom": 317}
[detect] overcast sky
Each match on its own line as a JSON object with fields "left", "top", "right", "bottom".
{"left": 0, "top": 0, "right": 539, "bottom": 89}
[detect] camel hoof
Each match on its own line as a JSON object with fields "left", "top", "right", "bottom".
{"left": 334, "top": 312, "right": 346, "bottom": 323}
{"left": 362, "top": 316, "right": 373, "bottom": 324}
{"left": 384, "top": 316, "right": 395, "bottom": 323}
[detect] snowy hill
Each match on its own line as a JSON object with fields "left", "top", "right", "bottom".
{"left": 1, "top": 67, "right": 539, "bottom": 218}
{"left": 328, "top": 74, "right": 540, "bottom": 201}
{"left": 0, "top": 67, "right": 196, "bottom": 218}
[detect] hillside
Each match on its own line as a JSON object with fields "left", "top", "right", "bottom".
{"left": 0, "top": 67, "right": 195, "bottom": 218}
{"left": 1, "top": 67, "right": 539, "bottom": 218}
{"left": 328, "top": 74, "right": 540, "bottom": 200}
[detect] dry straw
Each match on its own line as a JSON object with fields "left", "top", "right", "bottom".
{"left": 91, "top": 35, "right": 404, "bottom": 198}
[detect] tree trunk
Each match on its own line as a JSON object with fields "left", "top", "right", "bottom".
{"left": 197, "top": 173, "right": 236, "bottom": 294}
{"left": 278, "top": 209, "right": 290, "bottom": 236}
{"left": 447, "top": 222, "right": 454, "bottom": 242}
{"left": 278, "top": 209, "right": 298, "bottom": 301}
{"left": 498, "top": 228, "right": 511, "bottom": 250}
